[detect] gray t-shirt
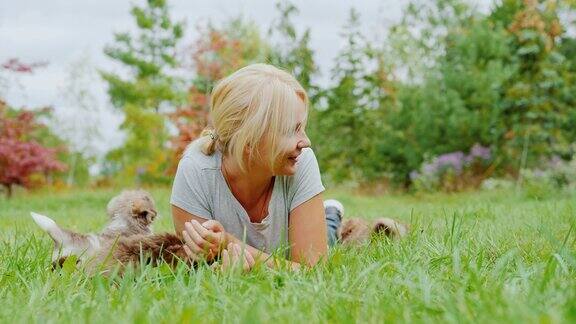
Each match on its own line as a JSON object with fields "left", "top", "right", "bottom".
{"left": 170, "top": 145, "right": 325, "bottom": 255}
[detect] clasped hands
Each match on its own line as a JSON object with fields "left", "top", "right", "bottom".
{"left": 181, "top": 219, "right": 255, "bottom": 272}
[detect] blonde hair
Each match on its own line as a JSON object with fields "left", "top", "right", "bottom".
{"left": 190, "top": 63, "right": 308, "bottom": 172}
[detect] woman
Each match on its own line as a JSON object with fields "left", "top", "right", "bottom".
{"left": 170, "top": 64, "right": 343, "bottom": 271}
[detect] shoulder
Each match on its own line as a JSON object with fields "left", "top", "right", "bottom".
{"left": 179, "top": 143, "right": 220, "bottom": 172}
{"left": 279, "top": 148, "right": 319, "bottom": 183}
{"left": 294, "top": 148, "right": 320, "bottom": 176}
{"left": 284, "top": 147, "right": 325, "bottom": 211}
{"left": 298, "top": 147, "right": 317, "bottom": 163}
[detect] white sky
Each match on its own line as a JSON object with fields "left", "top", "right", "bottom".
{"left": 0, "top": 0, "right": 492, "bottom": 159}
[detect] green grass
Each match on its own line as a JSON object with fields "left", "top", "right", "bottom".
{"left": 1, "top": 187, "right": 575, "bottom": 323}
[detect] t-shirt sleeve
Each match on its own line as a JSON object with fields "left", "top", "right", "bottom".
{"left": 289, "top": 148, "right": 325, "bottom": 212}
{"left": 170, "top": 157, "right": 213, "bottom": 220}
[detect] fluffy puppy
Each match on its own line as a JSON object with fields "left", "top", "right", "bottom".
{"left": 337, "top": 217, "right": 409, "bottom": 245}
{"left": 102, "top": 189, "right": 157, "bottom": 238}
{"left": 31, "top": 190, "right": 190, "bottom": 274}
{"left": 83, "top": 233, "right": 191, "bottom": 276}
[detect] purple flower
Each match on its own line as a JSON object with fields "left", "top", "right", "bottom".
{"left": 423, "top": 163, "right": 438, "bottom": 176}
{"left": 467, "top": 144, "right": 491, "bottom": 163}
{"left": 434, "top": 151, "right": 466, "bottom": 174}
{"left": 548, "top": 155, "right": 563, "bottom": 169}
{"left": 414, "top": 144, "right": 493, "bottom": 184}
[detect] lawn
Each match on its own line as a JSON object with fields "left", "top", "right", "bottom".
{"left": 1, "top": 187, "right": 575, "bottom": 323}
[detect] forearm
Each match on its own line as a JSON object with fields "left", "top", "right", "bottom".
{"left": 225, "top": 233, "right": 301, "bottom": 271}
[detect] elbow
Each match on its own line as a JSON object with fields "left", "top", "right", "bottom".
{"left": 171, "top": 206, "right": 186, "bottom": 234}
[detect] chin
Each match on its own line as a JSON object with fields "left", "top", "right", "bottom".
{"left": 284, "top": 169, "right": 296, "bottom": 176}
{"left": 275, "top": 164, "right": 297, "bottom": 176}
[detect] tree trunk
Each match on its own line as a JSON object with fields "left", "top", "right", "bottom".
{"left": 67, "top": 153, "right": 77, "bottom": 186}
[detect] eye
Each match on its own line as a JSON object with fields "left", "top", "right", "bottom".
{"left": 139, "top": 211, "right": 149, "bottom": 218}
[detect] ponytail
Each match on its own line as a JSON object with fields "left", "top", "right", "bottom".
{"left": 199, "top": 128, "right": 218, "bottom": 155}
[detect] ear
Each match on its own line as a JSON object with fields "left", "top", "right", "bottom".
{"left": 106, "top": 195, "right": 121, "bottom": 218}
{"left": 372, "top": 218, "right": 408, "bottom": 239}
{"left": 30, "top": 212, "right": 69, "bottom": 246}
{"left": 131, "top": 201, "right": 145, "bottom": 218}
{"left": 373, "top": 221, "right": 392, "bottom": 237}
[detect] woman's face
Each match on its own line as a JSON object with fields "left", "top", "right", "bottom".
{"left": 256, "top": 102, "right": 311, "bottom": 176}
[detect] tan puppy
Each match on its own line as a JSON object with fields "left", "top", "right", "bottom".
{"left": 338, "top": 217, "right": 409, "bottom": 245}
{"left": 31, "top": 190, "right": 191, "bottom": 274}
{"left": 84, "top": 233, "right": 189, "bottom": 275}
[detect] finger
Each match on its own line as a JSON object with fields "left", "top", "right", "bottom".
{"left": 202, "top": 220, "right": 224, "bottom": 233}
{"left": 209, "top": 261, "right": 221, "bottom": 271}
{"left": 228, "top": 243, "right": 238, "bottom": 261}
{"left": 182, "top": 230, "right": 202, "bottom": 254}
{"left": 185, "top": 222, "right": 214, "bottom": 251}
{"left": 222, "top": 249, "right": 230, "bottom": 270}
{"left": 183, "top": 244, "right": 199, "bottom": 262}
{"left": 190, "top": 220, "right": 220, "bottom": 246}
{"left": 191, "top": 220, "right": 215, "bottom": 239}
{"left": 243, "top": 246, "right": 255, "bottom": 268}
{"left": 230, "top": 244, "right": 241, "bottom": 269}
{"left": 201, "top": 220, "right": 226, "bottom": 248}
{"left": 233, "top": 244, "right": 249, "bottom": 271}
{"left": 233, "top": 244, "right": 248, "bottom": 270}
{"left": 236, "top": 244, "right": 251, "bottom": 271}
{"left": 198, "top": 221, "right": 225, "bottom": 249}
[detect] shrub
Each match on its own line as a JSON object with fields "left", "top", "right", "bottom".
{"left": 411, "top": 144, "right": 493, "bottom": 192}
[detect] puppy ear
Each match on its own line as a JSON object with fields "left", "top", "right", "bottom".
{"left": 372, "top": 218, "right": 408, "bottom": 239}
{"left": 30, "top": 212, "right": 70, "bottom": 246}
{"left": 373, "top": 221, "right": 392, "bottom": 237}
{"left": 106, "top": 196, "right": 121, "bottom": 218}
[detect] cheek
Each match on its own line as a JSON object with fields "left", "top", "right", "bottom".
{"left": 272, "top": 156, "right": 297, "bottom": 175}
{"left": 276, "top": 139, "right": 297, "bottom": 158}
{"left": 270, "top": 137, "right": 299, "bottom": 172}
{"left": 284, "top": 137, "right": 299, "bottom": 152}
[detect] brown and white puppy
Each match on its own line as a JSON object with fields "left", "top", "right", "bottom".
{"left": 337, "top": 217, "right": 409, "bottom": 245}
{"left": 102, "top": 189, "right": 157, "bottom": 238}
{"left": 84, "top": 233, "right": 190, "bottom": 276}
{"left": 31, "top": 190, "right": 190, "bottom": 274}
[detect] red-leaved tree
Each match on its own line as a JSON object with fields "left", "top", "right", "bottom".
{"left": 1, "top": 58, "right": 47, "bottom": 73}
{"left": 168, "top": 20, "right": 271, "bottom": 173}
{"left": 0, "top": 101, "right": 67, "bottom": 197}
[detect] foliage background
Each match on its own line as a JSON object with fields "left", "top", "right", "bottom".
{"left": 1, "top": 0, "right": 576, "bottom": 195}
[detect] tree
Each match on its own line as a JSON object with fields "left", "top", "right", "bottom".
{"left": 314, "top": 9, "right": 389, "bottom": 184}
{"left": 51, "top": 54, "right": 104, "bottom": 186}
{"left": 268, "top": 1, "right": 319, "bottom": 100}
{"left": 101, "top": 0, "right": 185, "bottom": 114}
{"left": 498, "top": 0, "right": 576, "bottom": 165}
{"left": 100, "top": 0, "right": 186, "bottom": 183}
{"left": 368, "top": 0, "right": 576, "bottom": 187}
{"left": 0, "top": 101, "right": 66, "bottom": 197}
{"left": 387, "top": 0, "right": 477, "bottom": 81}
{"left": 0, "top": 58, "right": 48, "bottom": 97}
{"left": 168, "top": 18, "right": 272, "bottom": 172}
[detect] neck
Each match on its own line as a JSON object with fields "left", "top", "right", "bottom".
{"left": 222, "top": 155, "right": 274, "bottom": 200}
{"left": 102, "top": 216, "right": 151, "bottom": 237}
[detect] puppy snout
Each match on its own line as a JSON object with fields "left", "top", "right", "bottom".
{"left": 146, "top": 210, "right": 157, "bottom": 223}
{"left": 136, "top": 209, "right": 156, "bottom": 223}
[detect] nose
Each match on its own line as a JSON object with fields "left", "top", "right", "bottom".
{"left": 297, "top": 132, "right": 311, "bottom": 149}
